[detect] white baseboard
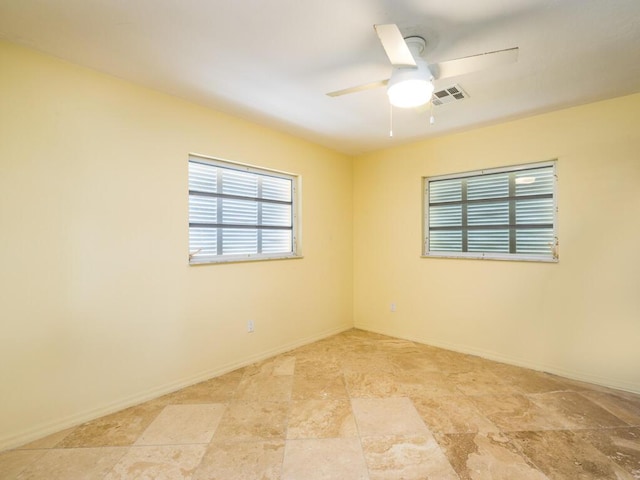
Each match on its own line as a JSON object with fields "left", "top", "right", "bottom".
{"left": 355, "top": 323, "right": 640, "bottom": 396}
{"left": 1, "top": 323, "right": 352, "bottom": 452}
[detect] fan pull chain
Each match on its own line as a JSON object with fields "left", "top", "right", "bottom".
{"left": 429, "top": 101, "right": 435, "bottom": 125}
{"left": 389, "top": 104, "right": 393, "bottom": 137}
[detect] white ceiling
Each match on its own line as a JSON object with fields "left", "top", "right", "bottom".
{"left": 1, "top": 0, "right": 639, "bottom": 155}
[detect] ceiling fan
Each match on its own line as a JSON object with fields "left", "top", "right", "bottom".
{"left": 327, "top": 24, "right": 519, "bottom": 109}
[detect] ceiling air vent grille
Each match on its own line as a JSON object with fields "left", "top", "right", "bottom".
{"left": 432, "top": 84, "right": 469, "bottom": 106}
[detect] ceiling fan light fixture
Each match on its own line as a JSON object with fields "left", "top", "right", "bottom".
{"left": 387, "top": 78, "right": 434, "bottom": 108}
{"left": 386, "top": 58, "right": 434, "bottom": 108}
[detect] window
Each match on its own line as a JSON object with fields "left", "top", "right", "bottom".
{"left": 423, "top": 161, "right": 557, "bottom": 262}
{"left": 188, "top": 154, "right": 299, "bottom": 264}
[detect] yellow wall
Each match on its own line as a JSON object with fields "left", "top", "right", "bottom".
{"left": 0, "top": 42, "right": 353, "bottom": 449}
{"left": 354, "top": 93, "right": 640, "bottom": 394}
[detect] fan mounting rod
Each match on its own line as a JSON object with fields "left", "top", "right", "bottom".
{"left": 403, "top": 36, "right": 426, "bottom": 58}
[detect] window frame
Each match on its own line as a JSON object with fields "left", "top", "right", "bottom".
{"left": 422, "top": 160, "right": 558, "bottom": 263}
{"left": 188, "top": 153, "right": 301, "bottom": 265}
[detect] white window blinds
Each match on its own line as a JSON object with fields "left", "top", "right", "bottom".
{"left": 188, "top": 156, "right": 298, "bottom": 264}
{"left": 424, "top": 161, "right": 557, "bottom": 262}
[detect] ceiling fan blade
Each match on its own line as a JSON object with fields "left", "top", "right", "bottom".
{"left": 326, "top": 79, "right": 389, "bottom": 97}
{"left": 430, "top": 47, "right": 519, "bottom": 79}
{"left": 374, "top": 24, "right": 417, "bottom": 67}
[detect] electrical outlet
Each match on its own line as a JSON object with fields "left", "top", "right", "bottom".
{"left": 247, "top": 320, "right": 255, "bottom": 333}
{"left": 390, "top": 303, "right": 397, "bottom": 312}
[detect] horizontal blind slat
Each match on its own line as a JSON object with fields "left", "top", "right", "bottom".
{"left": 188, "top": 163, "right": 217, "bottom": 193}
{"left": 262, "top": 203, "right": 292, "bottom": 226}
{"left": 189, "top": 227, "right": 218, "bottom": 257}
{"left": 467, "top": 201, "right": 509, "bottom": 226}
{"left": 468, "top": 229, "right": 510, "bottom": 252}
{"left": 222, "top": 229, "right": 258, "bottom": 255}
{"left": 467, "top": 173, "right": 509, "bottom": 200}
{"left": 262, "top": 176, "right": 292, "bottom": 202}
{"left": 429, "top": 204, "right": 462, "bottom": 227}
{"left": 429, "top": 179, "right": 462, "bottom": 203}
{"left": 429, "top": 230, "right": 462, "bottom": 252}
{"left": 262, "top": 230, "right": 292, "bottom": 253}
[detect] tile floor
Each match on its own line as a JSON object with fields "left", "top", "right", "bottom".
{"left": 2, "top": 329, "right": 640, "bottom": 479}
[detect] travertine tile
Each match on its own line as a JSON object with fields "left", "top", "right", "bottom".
{"left": 469, "top": 394, "right": 566, "bottom": 431}
{"left": 486, "top": 366, "right": 570, "bottom": 394}
{"left": 556, "top": 377, "right": 640, "bottom": 400}
{"left": 213, "top": 401, "right": 289, "bottom": 441}
{"left": 346, "top": 370, "right": 459, "bottom": 398}
{"left": 287, "top": 399, "right": 357, "bottom": 439}
{"left": 18, "top": 428, "right": 75, "bottom": 449}
{"left": 375, "top": 337, "right": 419, "bottom": 351}
{"left": 580, "top": 391, "right": 640, "bottom": 426}
{"left": 153, "top": 369, "right": 244, "bottom": 405}
{"left": 340, "top": 354, "right": 395, "bottom": 375}
{"left": 244, "top": 356, "right": 295, "bottom": 378}
{"left": 508, "top": 430, "right": 635, "bottom": 480}
{"left": 361, "top": 434, "right": 458, "bottom": 480}
{"left": 57, "top": 403, "right": 165, "bottom": 447}
{"left": 234, "top": 375, "right": 294, "bottom": 402}
{"left": 293, "top": 357, "right": 341, "bottom": 377}
{"left": 351, "top": 397, "right": 429, "bottom": 437}
{"left": 273, "top": 356, "right": 296, "bottom": 376}
{"left": 105, "top": 444, "right": 206, "bottom": 480}
{"left": 291, "top": 373, "right": 348, "bottom": 400}
{"left": 431, "top": 352, "right": 489, "bottom": 375}
{"left": 0, "top": 450, "right": 44, "bottom": 478}
{"left": 528, "top": 391, "right": 629, "bottom": 429}
{"left": 387, "top": 352, "right": 442, "bottom": 373}
{"left": 449, "top": 370, "right": 524, "bottom": 396}
{"left": 345, "top": 372, "right": 407, "bottom": 398}
{"left": 16, "top": 447, "right": 126, "bottom": 480}
{"left": 341, "top": 329, "right": 388, "bottom": 342}
{"left": 436, "top": 432, "right": 549, "bottom": 480}
{"left": 193, "top": 440, "right": 284, "bottom": 480}
{"left": 576, "top": 427, "right": 640, "bottom": 478}
{"left": 411, "top": 394, "right": 499, "bottom": 434}
{"left": 135, "top": 404, "right": 225, "bottom": 445}
{"left": 396, "top": 371, "right": 461, "bottom": 396}
{"left": 282, "top": 438, "right": 369, "bottom": 480}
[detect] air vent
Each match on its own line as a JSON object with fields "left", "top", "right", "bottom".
{"left": 432, "top": 84, "right": 469, "bottom": 106}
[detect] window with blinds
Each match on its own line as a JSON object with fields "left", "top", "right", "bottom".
{"left": 423, "top": 161, "right": 557, "bottom": 262}
{"left": 188, "top": 155, "right": 299, "bottom": 264}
